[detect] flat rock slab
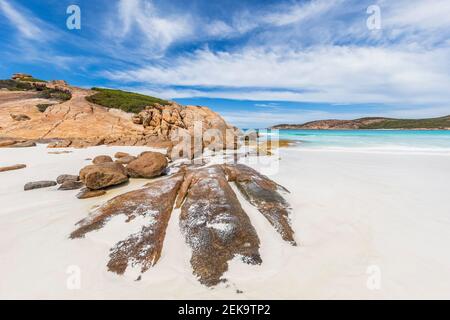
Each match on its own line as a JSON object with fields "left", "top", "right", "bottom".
{"left": 56, "top": 174, "right": 79, "bottom": 184}
{"left": 177, "top": 165, "right": 262, "bottom": 286}
{"left": 10, "top": 141, "right": 36, "bottom": 148}
{"left": 224, "top": 164, "right": 296, "bottom": 245}
{"left": 71, "top": 173, "right": 184, "bottom": 275}
{"left": 0, "top": 164, "right": 26, "bottom": 172}
{"left": 24, "top": 180, "right": 57, "bottom": 191}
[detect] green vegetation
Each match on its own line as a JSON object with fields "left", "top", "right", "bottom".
{"left": 19, "top": 77, "right": 47, "bottom": 83}
{"left": 37, "top": 88, "right": 72, "bottom": 101}
{"left": 36, "top": 103, "right": 53, "bottom": 112}
{"left": 0, "top": 80, "right": 33, "bottom": 91}
{"left": 360, "top": 116, "right": 450, "bottom": 129}
{"left": 86, "top": 87, "right": 169, "bottom": 113}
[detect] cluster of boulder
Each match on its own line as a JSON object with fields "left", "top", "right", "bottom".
{"left": 19, "top": 150, "right": 170, "bottom": 198}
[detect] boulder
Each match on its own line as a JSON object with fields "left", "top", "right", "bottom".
{"left": 92, "top": 155, "right": 113, "bottom": 164}
{"left": 126, "top": 151, "right": 168, "bottom": 178}
{"left": 115, "top": 155, "right": 136, "bottom": 165}
{"left": 0, "top": 164, "right": 26, "bottom": 172}
{"left": 114, "top": 152, "right": 130, "bottom": 159}
{"left": 58, "top": 180, "right": 84, "bottom": 190}
{"left": 56, "top": 174, "right": 79, "bottom": 184}
{"left": 76, "top": 188, "right": 106, "bottom": 199}
{"left": 79, "top": 162, "right": 128, "bottom": 190}
{"left": 24, "top": 180, "right": 57, "bottom": 191}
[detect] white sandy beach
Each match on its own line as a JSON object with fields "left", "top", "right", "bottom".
{"left": 1, "top": 144, "right": 450, "bottom": 299}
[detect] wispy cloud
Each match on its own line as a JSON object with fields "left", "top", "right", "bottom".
{"left": 0, "top": 0, "right": 43, "bottom": 39}
{"left": 111, "top": 0, "right": 192, "bottom": 55}
{"left": 105, "top": 45, "right": 450, "bottom": 105}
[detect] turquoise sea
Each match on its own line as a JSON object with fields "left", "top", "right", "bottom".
{"left": 259, "top": 130, "right": 450, "bottom": 155}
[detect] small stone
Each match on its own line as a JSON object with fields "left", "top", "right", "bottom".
{"left": 10, "top": 114, "right": 31, "bottom": 121}
{"left": 24, "top": 180, "right": 57, "bottom": 191}
{"left": 0, "top": 164, "right": 26, "bottom": 172}
{"left": 76, "top": 188, "right": 107, "bottom": 199}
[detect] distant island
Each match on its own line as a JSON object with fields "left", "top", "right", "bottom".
{"left": 271, "top": 116, "right": 450, "bottom": 130}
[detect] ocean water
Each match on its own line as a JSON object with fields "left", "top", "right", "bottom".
{"left": 259, "top": 130, "right": 450, "bottom": 155}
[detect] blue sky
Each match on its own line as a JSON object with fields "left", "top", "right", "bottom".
{"left": 1, "top": 0, "right": 449, "bottom": 127}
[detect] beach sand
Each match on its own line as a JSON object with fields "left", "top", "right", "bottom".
{"left": 1, "top": 144, "right": 450, "bottom": 299}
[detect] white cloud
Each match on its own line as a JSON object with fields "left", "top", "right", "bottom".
{"left": 105, "top": 45, "right": 450, "bottom": 105}
{"left": 0, "top": 0, "right": 43, "bottom": 39}
{"left": 114, "top": 0, "right": 192, "bottom": 53}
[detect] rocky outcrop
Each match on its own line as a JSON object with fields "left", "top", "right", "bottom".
{"left": 0, "top": 78, "right": 240, "bottom": 154}
{"left": 224, "top": 164, "right": 296, "bottom": 245}
{"left": 0, "top": 164, "right": 26, "bottom": 172}
{"left": 79, "top": 162, "right": 128, "bottom": 190}
{"left": 126, "top": 151, "right": 168, "bottom": 178}
{"left": 71, "top": 173, "right": 184, "bottom": 275}
{"left": 176, "top": 165, "right": 262, "bottom": 286}
{"left": 69, "top": 162, "right": 294, "bottom": 287}
{"left": 24, "top": 180, "right": 57, "bottom": 191}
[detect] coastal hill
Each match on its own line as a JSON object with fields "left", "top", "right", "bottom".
{"left": 271, "top": 116, "right": 450, "bottom": 130}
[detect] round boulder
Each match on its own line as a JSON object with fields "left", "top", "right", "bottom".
{"left": 126, "top": 151, "right": 168, "bottom": 178}
{"left": 80, "top": 162, "right": 128, "bottom": 190}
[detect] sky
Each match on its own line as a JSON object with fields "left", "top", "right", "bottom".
{"left": 0, "top": 0, "right": 449, "bottom": 128}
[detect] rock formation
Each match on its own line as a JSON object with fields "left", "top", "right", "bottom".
{"left": 70, "top": 163, "right": 294, "bottom": 287}
{"left": 1, "top": 75, "right": 240, "bottom": 155}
